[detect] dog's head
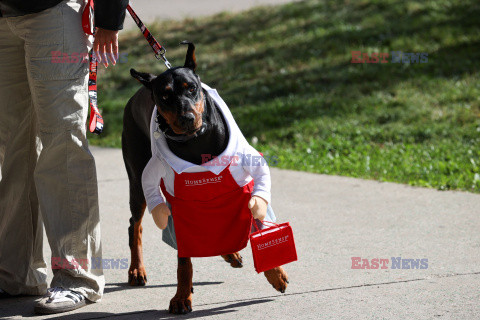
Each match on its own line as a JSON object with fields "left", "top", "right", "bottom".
{"left": 130, "top": 41, "right": 205, "bottom": 137}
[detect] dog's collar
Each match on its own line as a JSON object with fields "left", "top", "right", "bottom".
{"left": 159, "top": 123, "right": 207, "bottom": 142}
{"left": 155, "top": 111, "right": 207, "bottom": 142}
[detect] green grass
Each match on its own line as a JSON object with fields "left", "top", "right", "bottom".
{"left": 90, "top": 0, "right": 480, "bottom": 192}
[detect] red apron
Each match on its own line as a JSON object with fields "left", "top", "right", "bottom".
{"left": 160, "top": 164, "right": 254, "bottom": 258}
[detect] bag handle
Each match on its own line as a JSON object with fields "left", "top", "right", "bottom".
{"left": 251, "top": 219, "right": 278, "bottom": 233}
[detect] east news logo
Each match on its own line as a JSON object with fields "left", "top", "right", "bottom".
{"left": 351, "top": 257, "right": 428, "bottom": 269}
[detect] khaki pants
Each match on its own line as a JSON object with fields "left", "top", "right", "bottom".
{"left": 0, "top": 0, "right": 104, "bottom": 301}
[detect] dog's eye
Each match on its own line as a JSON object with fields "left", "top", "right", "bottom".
{"left": 189, "top": 86, "right": 196, "bottom": 93}
{"left": 162, "top": 95, "right": 168, "bottom": 100}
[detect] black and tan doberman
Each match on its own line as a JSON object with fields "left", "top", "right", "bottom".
{"left": 121, "top": 41, "right": 288, "bottom": 314}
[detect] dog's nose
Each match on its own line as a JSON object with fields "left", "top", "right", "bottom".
{"left": 182, "top": 112, "right": 195, "bottom": 122}
{"left": 179, "top": 112, "right": 195, "bottom": 129}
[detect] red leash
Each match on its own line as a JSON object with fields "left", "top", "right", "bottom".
{"left": 83, "top": 0, "right": 103, "bottom": 134}
{"left": 85, "top": 3, "right": 172, "bottom": 135}
{"left": 126, "top": 4, "right": 172, "bottom": 69}
{"left": 88, "top": 50, "right": 103, "bottom": 134}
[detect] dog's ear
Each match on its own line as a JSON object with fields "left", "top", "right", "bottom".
{"left": 180, "top": 40, "right": 197, "bottom": 72}
{"left": 130, "top": 68, "right": 156, "bottom": 89}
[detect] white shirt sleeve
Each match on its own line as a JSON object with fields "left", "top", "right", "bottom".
{"left": 241, "top": 144, "right": 272, "bottom": 204}
{"left": 141, "top": 155, "right": 166, "bottom": 213}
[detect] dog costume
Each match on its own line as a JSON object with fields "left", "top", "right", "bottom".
{"left": 142, "top": 84, "right": 276, "bottom": 256}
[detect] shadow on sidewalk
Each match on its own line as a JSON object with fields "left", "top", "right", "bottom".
{"left": 104, "top": 281, "right": 224, "bottom": 294}
{"left": 0, "top": 295, "right": 39, "bottom": 319}
{"left": 42, "top": 299, "right": 273, "bottom": 319}
{"left": 0, "top": 281, "right": 225, "bottom": 319}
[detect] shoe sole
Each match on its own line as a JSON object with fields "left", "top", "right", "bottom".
{"left": 34, "top": 299, "right": 87, "bottom": 315}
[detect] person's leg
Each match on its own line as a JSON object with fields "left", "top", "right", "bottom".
{"left": 10, "top": 0, "right": 104, "bottom": 302}
{"left": 0, "top": 18, "right": 47, "bottom": 296}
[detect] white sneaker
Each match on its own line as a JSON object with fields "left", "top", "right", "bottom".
{"left": 35, "top": 287, "right": 87, "bottom": 314}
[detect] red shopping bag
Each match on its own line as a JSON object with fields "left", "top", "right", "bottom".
{"left": 250, "top": 221, "right": 297, "bottom": 273}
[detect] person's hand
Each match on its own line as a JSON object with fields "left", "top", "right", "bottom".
{"left": 151, "top": 203, "right": 171, "bottom": 230}
{"left": 93, "top": 27, "right": 119, "bottom": 68}
{"left": 248, "top": 196, "right": 268, "bottom": 221}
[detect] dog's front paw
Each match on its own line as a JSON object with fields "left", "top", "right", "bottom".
{"left": 264, "top": 266, "right": 289, "bottom": 293}
{"left": 221, "top": 252, "right": 243, "bottom": 268}
{"left": 169, "top": 292, "right": 193, "bottom": 314}
{"left": 128, "top": 265, "right": 147, "bottom": 286}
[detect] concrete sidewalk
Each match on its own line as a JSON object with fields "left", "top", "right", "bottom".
{"left": 1, "top": 146, "right": 479, "bottom": 319}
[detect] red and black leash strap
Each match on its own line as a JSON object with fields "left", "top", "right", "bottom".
{"left": 84, "top": 0, "right": 103, "bottom": 134}
{"left": 86, "top": 3, "right": 171, "bottom": 135}
{"left": 88, "top": 50, "right": 104, "bottom": 135}
{"left": 126, "top": 4, "right": 172, "bottom": 69}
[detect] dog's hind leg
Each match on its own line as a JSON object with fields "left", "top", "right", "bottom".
{"left": 127, "top": 205, "right": 147, "bottom": 286}
{"left": 122, "top": 119, "right": 151, "bottom": 286}
{"left": 264, "top": 266, "right": 289, "bottom": 293}
{"left": 221, "top": 252, "right": 243, "bottom": 268}
{"left": 125, "top": 160, "right": 149, "bottom": 286}
{"left": 169, "top": 257, "right": 193, "bottom": 314}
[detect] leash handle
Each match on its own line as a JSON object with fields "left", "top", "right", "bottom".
{"left": 88, "top": 49, "right": 104, "bottom": 134}
{"left": 126, "top": 4, "right": 172, "bottom": 69}
{"left": 84, "top": 0, "right": 103, "bottom": 135}
{"left": 87, "top": 3, "right": 171, "bottom": 135}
